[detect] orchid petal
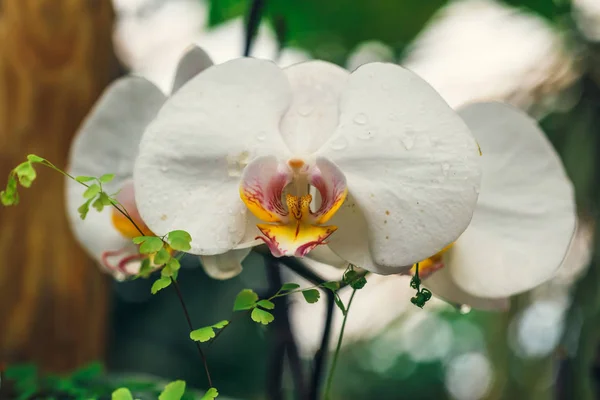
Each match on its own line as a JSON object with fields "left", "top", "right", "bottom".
{"left": 309, "top": 157, "right": 348, "bottom": 224}
{"left": 134, "top": 58, "right": 292, "bottom": 255}
{"left": 171, "top": 45, "right": 213, "bottom": 94}
{"left": 240, "top": 156, "right": 292, "bottom": 223}
{"left": 322, "top": 63, "right": 481, "bottom": 272}
{"left": 449, "top": 102, "right": 576, "bottom": 297}
{"left": 66, "top": 77, "right": 165, "bottom": 274}
{"left": 200, "top": 249, "right": 251, "bottom": 280}
{"left": 424, "top": 268, "right": 509, "bottom": 311}
{"left": 280, "top": 61, "right": 349, "bottom": 154}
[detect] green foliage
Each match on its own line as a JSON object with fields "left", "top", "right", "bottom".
{"left": 257, "top": 299, "right": 275, "bottom": 310}
{"left": 251, "top": 307, "right": 275, "bottom": 325}
{"left": 83, "top": 183, "right": 101, "bottom": 199}
{"left": 14, "top": 161, "right": 37, "bottom": 188}
{"left": 151, "top": 276, "right": 172, "bottom": 294}
{"left": 302, "top": 288, "right": 321, "bottom": 303}
{"left": 280, "top": 282, "right": 300, "bottom": 291}
{"left": 168, "top": 230, "right": 193, "bottom": 251}
{"left": 78, "top": 198, "right": 92, "bottom": 219}
{"left": 69, "top": 361, "right": 103, "bottom": 381}
{"left": 75, "top": 175, "right": 96, "bottom": 183}
{"left": 343, "top": 269, "right": 367, "bottom": 289}
{"left": 158, "top": 380, "right": 186, "bottom": 400}
{"left": 0, "top": 173, "right": 18, "bottom": 205}
{"left": 167, "top": 257, "right": 181, "bottom": 272}
{"left": 154, "top": 247, "right": 171, "bottom": 264}
{"left": 200, "top": 387, "right": 219, "bottom": 400}
{"left": 233, "top": 289, "right": 259, "bottom": 311}
{"left": 134, "top": 236, "right": 164, "bottom": 254}
{"left": 112, "top": 388, "right": 134, "bottom": 400}
{"left": 99, "top": 173, "right": 115, "bottom": 183}
{"left": 323, "top": 281, "right": 340, "bottom": 291}
{"left": 137, "top": 258, "right": 153, "bottom": 278}
{"left": 410, "top": 263, "right": 432, "bottom": 308}
{"left": 333, "top": 293, "right": 347, "bottom": 315}
{"left": 190, "top": 320, "right": 229, "bottom": 342}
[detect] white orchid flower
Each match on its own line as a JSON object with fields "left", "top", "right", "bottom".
{"left": 573, "top": 0, "right": 600, "bottom": 42}
{"left": 133, "top": 58, "right": 482, "bottom": 277}
{"left": 401, "top": 0, "right": 579, "bottom": 115}
{"left": 112, "top": 0, "right": 309, "bottom": 93}
{"left": 290, "top": 102, "right": 577, "bottom": 354}
{"left": 65, "top": 47, "right": 213, "bottom": 280}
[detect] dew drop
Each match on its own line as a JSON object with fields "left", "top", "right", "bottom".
{"left": 330, "top": 137, "right": 348, "bottom": 151}
{"left": 353, "top": 113, "right": 368, "bottom": 125}
{"left": 358, "top": 129, "right": 377, "bottom": 140}
{"left": 459, "top": 304, "right": 472, "bottom": 315}
{"left": 298, "top": 104, "right": 314, "bottom": 117}
{"left": 401, "top": 136, "right": 415, "bottom": 150}
{"left": 441, "top": 163, "right": 450, "bottom": 176}
{"left": 256, "top": 131, "right": 267, "bottom": 141}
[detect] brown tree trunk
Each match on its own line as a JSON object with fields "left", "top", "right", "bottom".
{"left": 0, "top": 0, "right": 117, "bottom": 372}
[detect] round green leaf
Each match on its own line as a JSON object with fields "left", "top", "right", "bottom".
{"left": 112, "top": 388, "right": 133, "bottom": 400}
{"left": 159, "top": 380, "right": 186, "bottom": 400}
{"left": 251, "top": 308, "right": 275, "bottom": 325}
{"left": 257, "top": 299, "right": 275, "bottom": 310}
{"left": 302, "top": 289, "right": 320, "bottom": 304}
{"left": 151, "top": 276, "right": 172, "bottom": 294}
{"left": 233, "top": 289, "right": 259, "bottom": 311}
{"left": 190, "top": 327, "right": 216, "bottom": 342}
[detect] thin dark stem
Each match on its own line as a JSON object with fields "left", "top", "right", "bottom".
{"left": 324, "top": 288, "right": 358, "bottom": 399}
{"left": 277, "top": 256, "right": 338, "bottom": 400}
{"left": 264, "top": 255, "right": 308, "bottom": 400}
{"left": 310, "top": 289, "right": 335, "bottom": 400}
{"left": 243, "top": 0, "right": 266, "bottom": 57}
{"left": 170, "top": 277, "right": 213, "bottom": 388}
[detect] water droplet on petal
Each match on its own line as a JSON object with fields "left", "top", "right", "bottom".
{"left": 330, "top": 137, "right": 348, "bottom": 150}
{"left": 401, "top": 136, "right": 415, "bottom": 150}
{"left": 256, "top": 131, "right": 267, "bottom": 141}
{"left": 441, "top": 163, "right": 450, "bottom": 176}
{"left": 459, "top": 304, "right": 472, "bottom": 314}
{"left": 358, "top": 129, "right": 377, "bottom": 140}
{"left": 353, "top": 113, "right": 368, "bottom": 125}
{"left": 298, "top": 104, "right": 314, "bottom": 117}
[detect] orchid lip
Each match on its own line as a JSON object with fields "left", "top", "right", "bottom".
{"left": 240, "top": 155, "right": 347, "bottom": 258}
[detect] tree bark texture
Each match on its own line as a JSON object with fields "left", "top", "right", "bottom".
{"left": 0, "top": 0, "right": 118, "bottom": 372}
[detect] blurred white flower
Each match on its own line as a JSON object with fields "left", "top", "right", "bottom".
{"left": 133, "top": 59, "right": 481, "bottom": 276}
{"left": 346, "top": 41, "right": 395, "bottom": 71}
{"left": 290, "top": 102, "right": 576, "bottom": 354}
{"left": 402, "top": 0, "right": 580, "bottom": 115}
{"left": 573, "top": 0, "right": 600, "bottom": 41}
{"left": 112, "top": 0, "right": 309, "bottom": 93}
{"left": 66, "top": 47, "right": 221, "bottom": 280}
{"left": 510, "top": 299, "right": 568, "bottom": 358}
{"left": 445, "top": 352, "right": 493, "bottom": 400}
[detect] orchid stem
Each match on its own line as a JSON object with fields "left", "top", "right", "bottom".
{"left": 324, "top": 288, "right": 357, "bottom": 400}
{"left": 264, "top": 254, "right": 308, "bottom": 400}
{"left": 170, "top": 277, "right": 213, "bottom": 388}
{"left": 244, "top": 0, "right": 266, "bottom": 57}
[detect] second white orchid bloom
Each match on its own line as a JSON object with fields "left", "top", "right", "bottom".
{"left": 134, "top": 58, "right": 481, "bottom": 274}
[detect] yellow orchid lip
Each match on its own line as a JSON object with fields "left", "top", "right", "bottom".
{"left": 240, "top": 156, "right": 348, "bottom": 257}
